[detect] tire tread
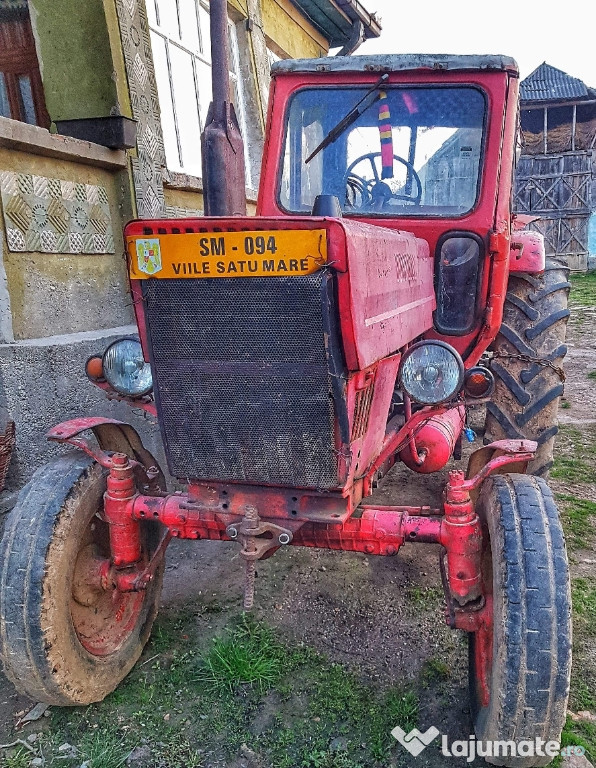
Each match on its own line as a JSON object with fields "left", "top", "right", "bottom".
{"left": 471, "top": 474, "right": 571, "bottom": 768}
{"left": 485, "top": 261, "right": 570, "bottom": 476}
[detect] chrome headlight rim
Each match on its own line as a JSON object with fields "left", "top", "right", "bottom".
{"left": 398, "top": 340, "right": 465, "bottom": 405}
{"left": 102, "top": 337, "right": 153, "bottom": 398}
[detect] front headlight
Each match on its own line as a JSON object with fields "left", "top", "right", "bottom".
{"left": 102, "top": 339, "right": 153, "bottom": 397}
{"left": 399, "top": 341, "right": 464, "bottom": 405}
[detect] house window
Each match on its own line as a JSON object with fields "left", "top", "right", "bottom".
{"left": 0, "top": 0, "right": 50, "bottom": 128}
{"left": 147, "top": 0, "right": 251, "bottom": 185}
{"left": 0, "top": 0, "right": 49, "bottom": 127}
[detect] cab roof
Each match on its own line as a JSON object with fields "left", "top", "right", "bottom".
{"left": 271, "top": 53, "right": 519, "bottom": 77}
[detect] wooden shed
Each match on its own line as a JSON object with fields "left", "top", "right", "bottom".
{"left": 513, "top": 62, "right": 596, "bottom": 271}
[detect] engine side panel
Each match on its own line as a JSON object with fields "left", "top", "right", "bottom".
{"left": 334, "top": 220, "right": 435, "bottom": 371}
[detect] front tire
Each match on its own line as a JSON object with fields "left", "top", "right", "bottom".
{"left": 469, "top": 474, "right": 571, "bottom": 767}
{"left": 0, "top": 453, "right": 163, "bottom": 705}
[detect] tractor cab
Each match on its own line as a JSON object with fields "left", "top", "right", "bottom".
{"left": 259, "top": 54, "right": 526, "bottom": 360}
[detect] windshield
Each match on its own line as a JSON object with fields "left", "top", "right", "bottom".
{"left": 279, "top": 86, "right": 486, "bottom": 217}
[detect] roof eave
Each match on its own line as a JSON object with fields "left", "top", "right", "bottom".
{"left": 334, "top": 0, "right": 382, "bottom": 39}
{"left": 289, "top": 0, "right": 381, "bottom": 49}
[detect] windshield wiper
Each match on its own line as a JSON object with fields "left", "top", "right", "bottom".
{"left": 305, "top": 74, "right": 389, "bottom": 165}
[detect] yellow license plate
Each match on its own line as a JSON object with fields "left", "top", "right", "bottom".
{"left": 128, "top": 229, "right": 327, "bottom": 279}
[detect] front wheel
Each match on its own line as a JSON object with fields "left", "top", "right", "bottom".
{"left": 469, "top": 474, "right": 571, "bottom": 767}
{"left": 0, "top": 453, "right": 163, "bottom": 705}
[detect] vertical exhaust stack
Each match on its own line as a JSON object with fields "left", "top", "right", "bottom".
{"left": 201, "top": 0, "right": 247, "bottom": 216}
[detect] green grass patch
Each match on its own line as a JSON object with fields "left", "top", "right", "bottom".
{"left": 2, "top": 747, "right": 31, "bottom": 768}
{"left": 75, "top": 730, "right": 132, "bottom": 768}
{"left": 557, "top": 576, "right": 596, "bottom": 765}
{"left": 572, "top": 578, "right": 596, "bottom": 625}
{"left": 196, "top": 614, "right": 284, "bottom": 693}
{"left": 552, "top": 424, "right": 596, "bottom": 483}
{"left": 420, "top": 657, "right": 451, "bottom": 689}
{"left": 570, "top": 271, "right": 596, "bottom": 306}
{"left": 560, "top": 717, "right": 596, "bottom": 764}
{"left": 572, "top": 680, "right": 596, "bottom": 713}
{"left": 301, "top": 750, "right": 364, "bottom": 768}
{"left": 41, "top": 611, "right": 419, "bottom": 768}
{"left": 568, "top": 577, "right": 596, "bottom": 764}
{"left": 552, "top": 457, "right": 592, "bottom": 483}
{"left": 556, "top": 495, "right": 596, "bottom": 548}
{"left": 406, "top": 585, "right": 444, "bottom": 609}
{"left": 588, "top": 371, "right": 596, "bottom": 380}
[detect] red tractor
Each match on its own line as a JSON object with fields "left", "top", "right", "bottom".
{"left": 0, "top": 28, "right": 571, "bottom": 768}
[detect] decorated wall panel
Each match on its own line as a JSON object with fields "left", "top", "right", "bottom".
{"left": 0, "top": 171, "right": 115, "bottom": 254}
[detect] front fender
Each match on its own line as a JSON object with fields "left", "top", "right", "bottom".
{"left": 47, "top": 417, "right": 166, "bottom": 491}
{"left": 509, "top": 229, "right": 546, "bottom": 273}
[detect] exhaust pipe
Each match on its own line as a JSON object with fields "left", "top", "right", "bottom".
{"left": 201, "top": 0, "right": 247, "bottom": 216}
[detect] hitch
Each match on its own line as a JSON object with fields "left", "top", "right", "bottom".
{"left": 227, "top": 506, "right": 293, "bottom": 610}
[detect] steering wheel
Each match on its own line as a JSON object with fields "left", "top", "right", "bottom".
{"left": 343, "top": 152, "right": 422, "bottom": 211}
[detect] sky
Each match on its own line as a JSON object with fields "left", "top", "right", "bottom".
{"left": 358, "top": 0, "right": 596, "bottom": 87}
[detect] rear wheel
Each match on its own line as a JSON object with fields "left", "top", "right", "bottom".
{"left": 0, "top": 453, "right": 163, "bottom": 705}
{"left": 469, "top": 474, "right": 571, "bottom": 767}
{"left": 484, "top": 260, "right": 570, "bottom": 476}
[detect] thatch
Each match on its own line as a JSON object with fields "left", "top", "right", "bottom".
{"left": 521, "top": 117, "right": 596, "bottom": 154}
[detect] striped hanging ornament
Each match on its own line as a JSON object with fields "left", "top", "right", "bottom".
{"left": 378, "top": 91, "right": 393, "bottom": 179}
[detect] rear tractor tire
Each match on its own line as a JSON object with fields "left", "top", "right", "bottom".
{"left": 469, "top": 474, "right": 572, "bottom": 767}
{"left": 0, "top": 453, "right": 163, "bottom": 705}
{"left": 484, "top": 260, "right": 570, "bottom": 476}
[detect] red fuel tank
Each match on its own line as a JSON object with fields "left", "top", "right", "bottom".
{"left": 400, "top": 406, "right": 465, "bottom": 474}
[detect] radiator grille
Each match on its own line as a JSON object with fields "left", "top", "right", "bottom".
{"left": 143, "top": 274, "right": 338, "bottom": 487}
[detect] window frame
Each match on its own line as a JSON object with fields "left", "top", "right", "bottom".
{"left": 0, "top": 6, "right": 49, "bottom": 127}
{"left": 276, "top": 84, "right": 489, "bottom": 219}
{"left": 147, "top": 0, "right": 252, "bottom": 185}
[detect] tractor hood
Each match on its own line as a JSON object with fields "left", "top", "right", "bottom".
{"left": 125, "top": 216, "right": 433, "bottom": 487}
{"left": 126, "top": 216, "right": 434, "bottom": 372}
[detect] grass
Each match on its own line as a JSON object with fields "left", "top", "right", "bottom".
{"left": 27, "top": 611, "right": 420, "bottom": 768}
{"left": 556, "top": 495, "right": 596, "bottom": 549}
{"left": 551, "top": 365, "right": 596, "bottom": 765}
{"left": 196, "top": 615, "right": 284, "bottom": 693}
{"left": 74, "top": 730, "right": 132, "bottom": 768}
{"left": 559, "top": 577, "right": 596, "bottom": 765}
{"left": 301, "top": 751, "right": 364, "bottom": 768}
{"left": 3, "top": 748, "right": 31, "bottom": 768}
{"left": 572, "top": 577, "right": 596, "bottom": 624}
{"left": 569, "top": 271, "right": 596, "bottom": 307}
{"left": 551, "top": 424, "right": 596, "bottom": 483}
{"left": 406, "top": 585, "right": 444, "bottom": 608}
{"left": 420, "top": 657, "right": 451, "bottom": 689}
{"left": 568, "top": 272, "right": 596, "bottom": 335}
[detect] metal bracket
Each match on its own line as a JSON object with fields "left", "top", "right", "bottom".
{"left": 47, "top": 417, "right": 165, "bottom": 495}
{"left": 226, "top": 505, "right": 293, "bottom": 610}
{"left": 227, "top": 516, "right": 294, "bottom": 560}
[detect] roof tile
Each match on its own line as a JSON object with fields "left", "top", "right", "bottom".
{"left": 520, "top": 62, "right": 591, "bottom": 102}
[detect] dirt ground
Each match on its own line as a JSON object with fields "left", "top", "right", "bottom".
{"left": 0, "top": 282, "right": 594, "bottom": 767}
